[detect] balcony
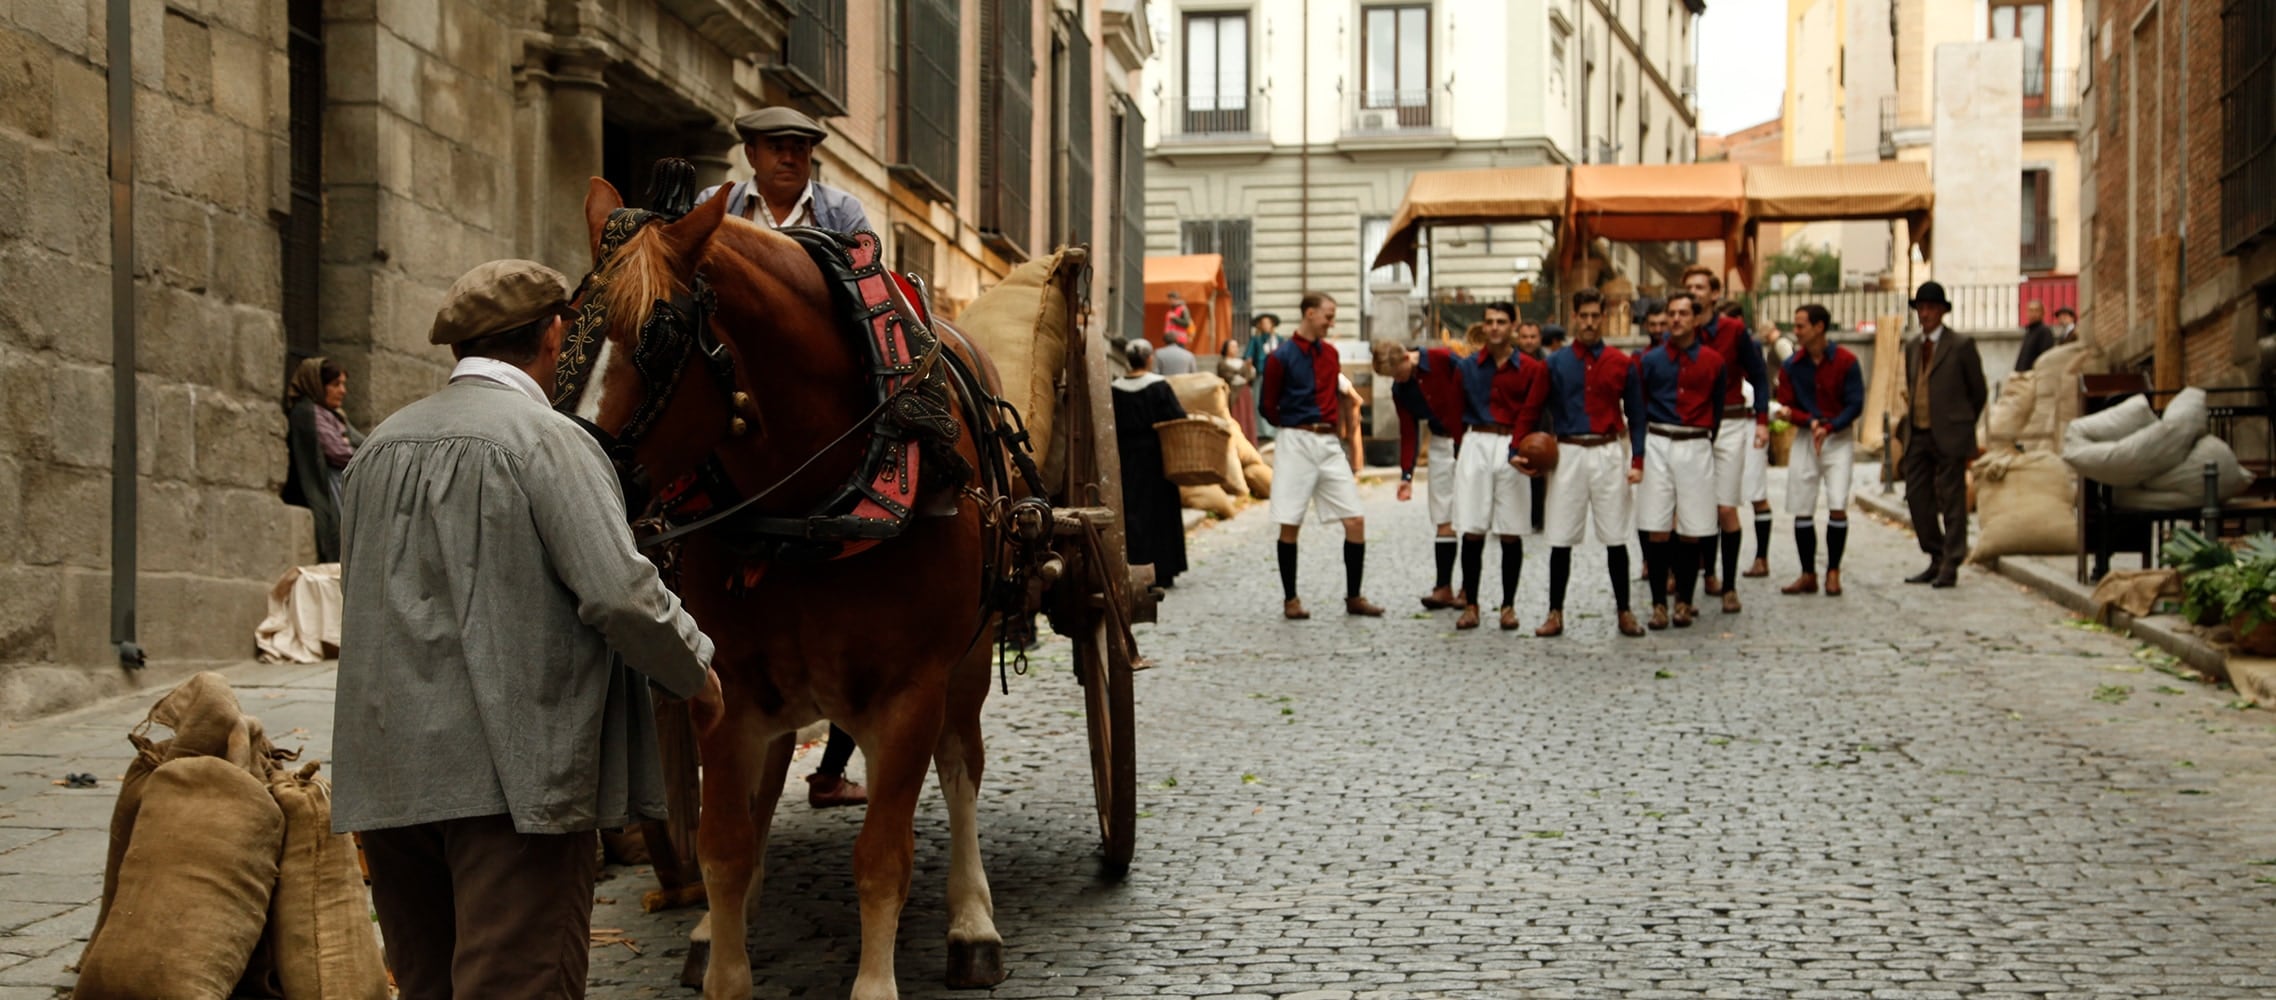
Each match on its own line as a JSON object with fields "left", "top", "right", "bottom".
{"left": 1155, "top": 90, "right": 1271, "bottom": 164}
{"left": 2022, "top": 67, "right": 2079, "bottom": 139}
{"left": 1336, "top": 86, "right": 1453, "bottom": 160}
{"left": 2023, "top": 213, "right": 2059, "bottom": 273}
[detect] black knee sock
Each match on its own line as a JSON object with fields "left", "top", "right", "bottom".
{"left": 1827, "top": 518, "right": 1849, "bottom": 570}
{"left": 1548, "top": 546, "right": 1573, "bottom": 611}
{"left": 1498, "top": 537, "right": 1523, "bottom": 609}
{"left": 1793, "top": 516, "right": 1817, "bottom": 573}
{"left": 1607, "top": 545, "right": 1632, "bottom": 611}
{"left": 1719, "top": 528, "right": 1743, "bottom": 591}
{"left": 1433, "top": 536, "right": 1457, "bottom": 590}
{"left": 1643, "top": 540, "right": 1669, "bottom": 608}
{"left": 1674, "top": 538, "right": 1701, "bottom": 605}
{"left": 1753, "top": 509, "right": 1773, "bottom": 562}
{"left": 1459, "top": 535, "right": 1485, "bottom": 606}
{"left": 819, "top": 724, "right": 856, "bottom": 776}
{"left": 1343, "top": 541, "right": 1365, "bottom": 600}
{"left": 1277, "top": 540, "right": 1298, "bottom": 601}
{"left": 1698, "top": 536, "right": 1720, "bottom": 578}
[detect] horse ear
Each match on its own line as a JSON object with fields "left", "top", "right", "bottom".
{"left": 584, "top": 177, "right": 625, "bottom": 262}
{"left": 657, "top": 183, "right": 730, "bottom": 273}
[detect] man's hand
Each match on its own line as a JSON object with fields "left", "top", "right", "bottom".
{"left": 1753, "top": 424, "right": 1770, "bottom": 449}
{"left": 1511, "top": 455, "right": 1539, "bottom": 478}
{"left": 690, "top": 665, "right": 725, "bottom": 735}
{"left": 1396, "top": 481, "right": 1414, "bottom": 502}
{"left": 1812, "top": 423, "right": 1832, "bottom": 452}
{"left": 1627, "top": 466, "right": 1644, "bottom": 485}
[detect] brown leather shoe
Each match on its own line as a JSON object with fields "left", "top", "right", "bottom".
{"left": 1703, "top": 575, "right": 1723, "bottom": 596}
{"left": 1617, "top": 611, "right": 1646, "bottom": 637}
{"left": 1744, "top": 557, "right": 1770, "bottom": 578}
{"left": 1345, "top": 596, "right": 1385, "bottom": 617}
{"left": 1498, "top": 606, "right": 1521, "bottom": 631}
{"left": 1824, "top": 569, "right": 1843, "bottom": 596}
{"left": 1647, "top": 605, "right": 1670, "bottom": 630}
{"left": 1672, "top": 602, "right": 1696, "bottom": 627}
{"left": 1781, "top": 573, "right": 1819, "bottom": 595}
{"left": 1721, "top": 590, "right": 1743, "bottom": 614}
{"left": 1283, "top": 599, "right": 1310, "bottom": 620}
{"left": 1455, "top": 604, "right": 1481, "bottom": 630}
{"left": 807, "top": 773, "right": 868, "bottom": 809}
{"left": 1534, "top": 611, "right": 1565, "bottom": 638}
{"left": 1419, "top": 587, "right": 1460, "bottom": 610}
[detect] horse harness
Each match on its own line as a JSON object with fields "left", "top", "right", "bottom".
{"left": 553, "top": 208, "right": 1051, "bottom": 605}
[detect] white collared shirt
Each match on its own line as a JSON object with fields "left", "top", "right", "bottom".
{"left": 449, "top": 357, "right": 549, "bottom": 407}
{"left": 741, "top": 182, "right": 817, "bottom": 229}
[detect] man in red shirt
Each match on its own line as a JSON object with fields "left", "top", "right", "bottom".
{"left": 1681, "top": 265, "right": 1770, "bottom": 613}
{"left": 1633, "top": 292, "right": 1729, "bottom": 628}
{"left": 1373, "top": 338, "right": 1469, "bottom": 609}
{"left": 1533, "top": 289, "right": 1647, "bottom": 638}
{"left": 1260, "top": 293, "right": 1384, "bottom": 620}
{"left": 1452, "top": 303, "right": 1548, "bottom": 631}
{"left": 1776, "top": 303, "right": 1865, "bottom": 596}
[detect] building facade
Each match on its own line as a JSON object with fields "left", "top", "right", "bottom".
{"left": 1142, "top": 0, "right": 1704, "bottom": 341}
{"left": 2078, "top": 0, "right": 2276, "bottom": 388}
{"left": 0, "top": 0, "right": 1146, "bottom": 719}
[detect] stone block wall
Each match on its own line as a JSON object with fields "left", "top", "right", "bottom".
{"left": 0, "top": 0, "right": 309, "bottom": 720}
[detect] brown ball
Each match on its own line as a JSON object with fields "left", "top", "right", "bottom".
{"left": 1516, "top": 432, "right": 1559, "bottom": 475}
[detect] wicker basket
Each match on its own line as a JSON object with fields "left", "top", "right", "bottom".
{"left": 1155, "top": 416, "right": 1233, "bottom": 488}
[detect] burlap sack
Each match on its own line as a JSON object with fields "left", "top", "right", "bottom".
{"left": 1166, "top": 372, "right": 1233, "bottom": 422}
{"left": 2114, "top": 435, "right": 2254, "bottom": 510}
{"left": 76, "top": 756, "right": 286, "bottom": 1000}
{"left": 264, "top": 761, "right": 390, "bottom": 1000}
{"left": 1200, "top": 414, "right": 1248, "bottom": 496}
{"left": 1180, "top": 483, "right": 1239, "bottom": 518}
{"left": 959, "top": 250, "right": 1077, "bottom": 486}
{"left": 1242, "top": 461, "right": 1272, "bottom": 499}
{"left": 95, "top": 674, "right": 262, "bottom": 951}
{"left": 1985, "top": 371, "right": 2036, "bottom": 448}
{"left": 1967, "top": 450, "right": 2080, "bottom": 563}
{"left": 1232, "top": 424, "right": 1263, "bottom": 468}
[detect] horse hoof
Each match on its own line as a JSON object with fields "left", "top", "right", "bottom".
{"left": 945, "top": 937, "right": 1007, "bottom": 989}
{"left": 678, "top": 940, "right": 709, "bottom": 990}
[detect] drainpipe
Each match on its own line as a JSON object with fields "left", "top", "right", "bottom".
{"left": 107, "top": 0, "right": 145, "bottom": 669}
{"left": 1298, "top": 2, "right": 1310, "bottom": 292}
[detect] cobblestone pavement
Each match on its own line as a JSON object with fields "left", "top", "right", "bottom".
{"left": 6, "top": 472, "right": 2276, "bottom": 999}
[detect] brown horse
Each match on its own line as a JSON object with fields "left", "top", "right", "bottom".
{"left": 569, "top": 179, "right": 1012, "bottom": 1000}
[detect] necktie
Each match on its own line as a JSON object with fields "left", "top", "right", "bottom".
{"left": 1920, "top": 335, "right": 1935, "bottom": 372}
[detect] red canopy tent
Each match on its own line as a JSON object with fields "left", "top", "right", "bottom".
{"left": 1565, "top": 162, "right": 1749, "bottom": 285}
{"left": 1143, "top": 254, "right": 1234, "bottom": 356}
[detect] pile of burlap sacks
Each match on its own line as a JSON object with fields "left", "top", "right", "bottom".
{"left": 76, "top": 672, "right": 388, "bottom": 1000}
{"left": 1164, "top": 373, "right": 1271, "bottom": 518}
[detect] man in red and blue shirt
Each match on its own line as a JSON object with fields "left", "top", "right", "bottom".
{"left": 1372, "top": 337, "right": 1468, "bottom": 609}
{"left": 1260, "top": 293, "right": 1384, "bottom": 620}
{"left": 1531, "top": 288, "right": 1647, "bottom": 639}
{"left": 1451, "top": 303, "right": 1547, "bottom": 632}
{"left": 1682, "top": 267, "right": 1771, "bottom": 612}
{"left": 1775, "top": 303, "right": 1865, "bottom": 598}
{"left": 1634, "top": 291, "right": 1728, "bottom": 629}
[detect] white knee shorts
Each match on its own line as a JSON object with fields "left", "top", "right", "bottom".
{"left": 1743, "top": 427, "right": 1769, "bottom": 504}
{"left": 1269, "top": 428, "right": 1365, "bottom": 525}
{"left": 1712, "top": 414, "right": 1752, "bottom": 507}
{"left": 1639, "top": 432, "right": 1717, "bottom": 538}
{"left": 1425, "top": 434, "right": 1457, "bottom": 526}
{"left": 1542, "top": 440, "right": 1635, "bottom": 548}
{"left": 1785, "top": 427, "right": 1856, "bottom": 514}
{"left": 1454, "top": 430, "right": 1530, "bottom": 537}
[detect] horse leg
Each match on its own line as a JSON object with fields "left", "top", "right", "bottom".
{"left": 936, "top": 644, "right": 1005, "bottom": 988}
{"left": 848, "top": 702, "right": 942, "bottom": 1000}
{"left": 696, "top": 729, "right": 794, "bottom": 1000}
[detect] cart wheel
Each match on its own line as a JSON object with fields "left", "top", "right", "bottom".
{"left": 1076, "top": 612, "right": 1135, "bottom": 877}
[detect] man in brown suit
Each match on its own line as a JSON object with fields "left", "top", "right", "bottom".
{"left": 1897, "top": 281, "right": 1988, "bottom": 588}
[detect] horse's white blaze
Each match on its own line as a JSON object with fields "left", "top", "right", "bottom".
{"left": 572, "top": 338, "right": 618, "bottom": 422}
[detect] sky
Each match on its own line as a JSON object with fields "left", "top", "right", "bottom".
{"left": 1695, "top": 0, "right": 1788, "bottom": 136}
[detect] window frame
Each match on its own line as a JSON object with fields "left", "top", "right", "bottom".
{"left": 1988, "top": 0, "right": 2053, "bottom": 110}
{"left": 980, "top": 0, "right": 1036, "bottom": 257}
{"left": 1182, "top": 10, "right": 1251, "bottom": 134}
{"left": 1359, "top": 3, "right": 1433, "bottom": 125}
{"left": 893, "top": 0, "right": 961, "bottom": 205}
{"left": 773, "top": 0, "right": 850, "bottom": 118}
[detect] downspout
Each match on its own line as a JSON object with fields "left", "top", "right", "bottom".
{"left": 107, "top": 0, "right": 145, "bottom": 669}
{"left": 1298, "top": 1, "right": 1310, "bottom": 292}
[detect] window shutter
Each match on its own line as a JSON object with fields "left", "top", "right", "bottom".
{"left": 1111, "top": 94, "right": 1146, "bottom": 341}
{"left": 982, "top": 0, "right": 1035, "bottom": 254}
{"left": 898, "top": 0, "right": 961, "bottom": 202}
{"left": 1064, "top": 13, "right": 1094, "bottom": 246}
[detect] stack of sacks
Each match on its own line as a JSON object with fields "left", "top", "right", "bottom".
{"left": 1986, "top": 342, "right": 2100, "bottom": 454}
{"left": 1166, "top": 373, "right": 1273, "bottom": 514}
{"left": 1967, "top": 450, "right": 2080, "bottom": 562}
{"left": 77, "top": 671, "right": 389, "bottom": 1000}
{"left": 2061, "top": 387, "right": 2250, "bottom": 510}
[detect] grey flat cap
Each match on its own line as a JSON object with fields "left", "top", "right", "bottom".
{"left": 430, "top": 260, "right": 572, "bottom": 346}
{"left": 733, "top": 106, "right": 828, "bottom": 142}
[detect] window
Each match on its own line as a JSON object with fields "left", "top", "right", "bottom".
{"left": 1183, "top": 12, "right": 1248, "bottom": 133}
{"left": 2222, "top": 0, "right": 2276, "bottom": 251}
{"left": 980, "top": 0, "right": 1034, "bottom": 255}
{"left": 1181, "top": 219, "right": 1253, "bottom": 329}
{"left": 1990, "top": 1, "right": 2050, "bottom": 111}
{"left": 1110, "top": 94, "right": 1146, "bottom": 341}
{"left": 895, "top": 0, "right": 960, "bottom": 203}
{"left": 1052, "top": 11, "right": 1094, "bottom": 247}
{"left": 2021, "top": 169, "right": 2055, "bottom": 272}
{"left": 893, "top": 223, "right": 936, "bottom": 288}
{"left": 777, "top": 0, "right": 849, "bottom": 116}
{"left": 281, "top": 0, "right": 322, "bottom": 380}
{"left": 1362, "top": 4, "right": 1431, "bottom": 126}
{"left": 1550, "top": 26, "right": 1568, "bottom": 97}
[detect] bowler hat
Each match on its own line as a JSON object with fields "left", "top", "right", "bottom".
{"left": 430, "top": 260, "right": 572, "bottom": 346}
{"left": 733, "top": 106, "right": 829, "bottom": 143}
{"left": 1909, "top": 281, "right": 1952, "bottom": 309}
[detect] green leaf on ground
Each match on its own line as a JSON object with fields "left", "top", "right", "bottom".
{"left": 1528, "top": 830, "right": 1564, "bottom": 839}
{"left": 2228, "top": 699, "right": 2260, "bottom": 710}
{"left": 1280, "top": 707, "right": 1294, "bottom": 716}
{"left": 2063, "top": 617, "right": 2114, "bottom": 633}
{"left": 1643, "top": 810, "right": 1667, "bottom": 820}
{"left": 1655, "top": 669, "right": 1674, "bottom": 679}
{"left": 1240, "top": 773, "right": 1259, "bottom": 785}
{"left": 2180, "top": 788, "right": 2210, "bottom": 795}
{"left": 2156, "top": 686, "right": 2188, "bottom": 696}
{"left": 1706, "top": 737, "right": 1731, "bottom": 747}
{"left": 2092, "top": 684, "right": 2132, "bottom": 704}
{"left": 1158, "top": 775, "right": 1178, "bottom": 788}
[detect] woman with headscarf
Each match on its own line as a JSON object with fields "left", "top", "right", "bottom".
{"left": 282, "top": 357, "right": 363, "bottom": 562}
{"left": 1112, "top": 339, "right": 1190, "bottom": 589}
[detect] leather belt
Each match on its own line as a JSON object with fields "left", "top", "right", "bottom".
{"left": 1647, "top": 423, "right": 1713, "bottom": 440}
{"left": 1468, "top": 423, "right": 1512, "bottom": 435}
{"left": 1558, "top": 433, "right": 1618, "bottom": 447}
{"left": 1721, "top": 404, "right": 1754, "bottom": 419}
{"left": 1287, "top": 422, "right": 1338, "bottom": 434}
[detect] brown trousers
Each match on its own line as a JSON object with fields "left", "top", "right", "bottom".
{"left": 359, "top": 814, "right": 600, "bottom": 1000}
{"left": 1900, "top": 428, "right": 1971, "bottom": 569}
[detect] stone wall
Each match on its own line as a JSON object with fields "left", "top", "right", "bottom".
{"left": 0, "top": 0, "right": 308, "bottom": 719}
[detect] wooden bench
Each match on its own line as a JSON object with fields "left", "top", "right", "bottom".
{"left": 2076, "top": 376, "right": 2276, "bottom": 583}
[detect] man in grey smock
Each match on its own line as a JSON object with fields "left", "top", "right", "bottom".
{"left": 332, "top": 259, "right": 719, "bottom": 999}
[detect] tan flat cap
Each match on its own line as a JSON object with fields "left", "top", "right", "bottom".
{"left": 429, "top": 260, "right": 573, "bottom": 346}
{"left": 733, "top": 106, "right": 828, "bottom": 142}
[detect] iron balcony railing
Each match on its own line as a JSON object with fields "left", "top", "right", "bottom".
{"left": 2022, "top": 214, "right": 2059, "bottom": 273}
{"left": 1159, "top": 89, "right": 1267, "bottom": 141}
{"left": 2022, "top": 66, "right": 2078, "bottom": 121}
{"left": 1347, "top": 86, "right": 1446, "bottom": 136}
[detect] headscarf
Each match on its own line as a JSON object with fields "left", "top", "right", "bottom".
{"left": 284, "top": 356, "right": 331, "bottom": 414}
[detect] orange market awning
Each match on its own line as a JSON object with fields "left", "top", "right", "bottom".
{"left": 1566, "top": 162, "right": 1747, "bottom": 280}
{"left": 1143, "top": 254, "right": 1234, "bottom": 355}
{"left": 1371, "top": 166, "right": 1569, "bottom": 270}
{"left": 1742, "top": 161, "right": 1935, "bottom": 260}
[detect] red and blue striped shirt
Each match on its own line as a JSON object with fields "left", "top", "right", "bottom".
{"left": 1776, "top": 344, "right": 1866, "bottom": 431}
{"left": 1259, "top": 335, "right": 1341, "bottom": 428}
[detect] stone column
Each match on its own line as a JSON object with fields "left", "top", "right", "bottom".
{"left": 1932, "top": 40, "right": 2023, "bottom": 363}
{"left": 677, "top": 125, "right": 740, "bottom": 191}
{"left": 542, "top": 46, "right": 610, "bottom": 272}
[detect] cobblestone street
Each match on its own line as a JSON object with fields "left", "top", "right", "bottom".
{"left": 6, "top": 474, "right": 2276, "bottom": 998}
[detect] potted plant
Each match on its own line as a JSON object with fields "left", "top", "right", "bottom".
{"left": 2171, "top": 529, "right": 2276, "bottom": 653}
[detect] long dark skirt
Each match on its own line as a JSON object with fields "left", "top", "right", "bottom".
{"left": 1113, "top": 383, "right": 1189, "bottom": 587}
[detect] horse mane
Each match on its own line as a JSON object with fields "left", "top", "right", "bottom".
{"left": 596, "top": 224, "right": 685, "bottom": 335}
